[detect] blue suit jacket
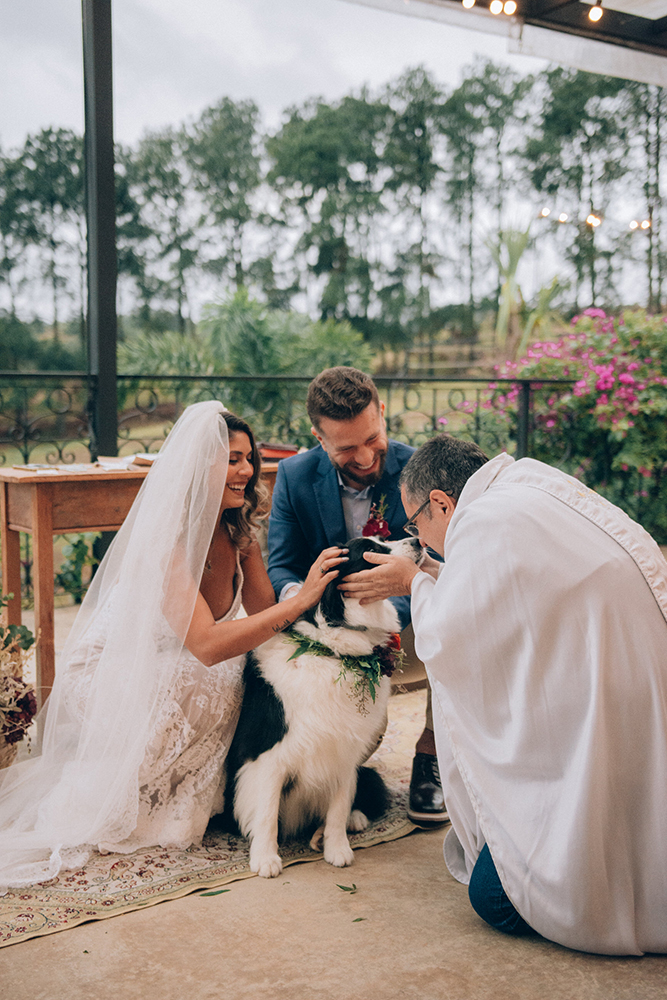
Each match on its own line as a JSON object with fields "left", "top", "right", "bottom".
{"left": 267, "top": 439, "right": 415, "bottom": 629}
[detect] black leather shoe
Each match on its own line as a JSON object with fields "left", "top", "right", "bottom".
{"left": 408, "top": 753, "right": 448, "bottom": 823}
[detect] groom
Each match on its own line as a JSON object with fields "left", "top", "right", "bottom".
{"left": 267, "top": 366, "right": 446, "bottom": 823}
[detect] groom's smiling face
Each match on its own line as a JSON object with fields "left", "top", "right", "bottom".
{"left": 312, "top": 402, "right": 388, "bottom": 489}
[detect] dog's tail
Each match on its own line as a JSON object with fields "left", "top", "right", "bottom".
{"left": 352, "top": 766, "right": 390, "bottom": 821}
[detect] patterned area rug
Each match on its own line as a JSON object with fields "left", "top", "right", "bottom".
{"left": 0, "top": 689, "right": 431, "bottom": 948}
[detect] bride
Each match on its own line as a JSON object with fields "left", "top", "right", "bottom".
{"left": 0, "top": 400, "right": 346, "bottom": 889}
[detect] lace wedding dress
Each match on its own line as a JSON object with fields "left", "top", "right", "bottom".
{"left": 0, "top": 401, "right": 245, "bottom": 889}
{"left": 63, "top": 550, "right": 245, "bottom": 855}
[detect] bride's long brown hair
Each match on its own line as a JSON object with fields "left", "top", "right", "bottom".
{"left": 220, "top": 411, "right": 270, "bottom": 548}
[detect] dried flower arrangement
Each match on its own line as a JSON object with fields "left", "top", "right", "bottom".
{"left": 0, "top": 595, "right": 37, "bottom": 769}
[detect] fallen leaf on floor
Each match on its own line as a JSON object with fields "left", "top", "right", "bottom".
{"left": 336, "top": 883, "right": 357, "bottom": 893}
{"left": 199, "top": 889, "right": 231, "bottom": 896}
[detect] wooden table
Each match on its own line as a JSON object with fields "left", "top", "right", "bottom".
{"left": 0, "top": 462, "right": 279, "bottom": 705}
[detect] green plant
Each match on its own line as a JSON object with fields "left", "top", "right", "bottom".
{"left": 55, "top": 534, "right": 99, "bottom": 604}
{"left": 488, "top": 227, "right": 530, "bottom": 354}
{"left": 0, "top": 594, "right": 35, "bottom": 657}
{"left": 202, "top": 290, "right": 373, "bottom": 445}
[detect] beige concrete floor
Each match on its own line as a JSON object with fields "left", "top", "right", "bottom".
{"left": 1, "top": 827, "right": 665, "bottom": 1000}
{"left": 3, "top": 608, "right": 665, "bottom": 998}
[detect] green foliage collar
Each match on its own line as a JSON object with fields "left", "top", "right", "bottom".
{"left": 283, "top": 626, "right": 404, "bottom": 713}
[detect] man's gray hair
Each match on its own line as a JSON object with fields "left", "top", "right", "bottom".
{"left": 400, "top": 434, "right": 489, "bottom": 504}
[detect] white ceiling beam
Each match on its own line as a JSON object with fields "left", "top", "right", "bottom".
{"left": 343, "top": 0, "right": 667, "bottom": 86}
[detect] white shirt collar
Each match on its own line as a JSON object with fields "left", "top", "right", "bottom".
{"left": 336, "top": 470, "right": 372, "bottom": 499}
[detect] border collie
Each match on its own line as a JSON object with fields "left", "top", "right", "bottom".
{"left": 224, "top": 535, "right": 424, "bottom": 878}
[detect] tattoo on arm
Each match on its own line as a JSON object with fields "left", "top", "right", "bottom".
{"left": 271, "top": 618, "right": 292, "bottom": 634}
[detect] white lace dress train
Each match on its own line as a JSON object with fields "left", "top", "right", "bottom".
{"left": 65, "top": 553, "right": 246, "bottom": 856}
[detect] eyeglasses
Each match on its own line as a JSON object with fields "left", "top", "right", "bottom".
{"left": 403, "top": 497, "right": 431, "bottom": 537}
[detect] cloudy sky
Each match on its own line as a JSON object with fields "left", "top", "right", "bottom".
{"left": 0, "top": 0, "right": 549, "bottom": 150}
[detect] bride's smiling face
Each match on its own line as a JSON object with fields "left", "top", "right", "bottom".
{"left": 221, "top": 431, "right": 254, "bottom": 510}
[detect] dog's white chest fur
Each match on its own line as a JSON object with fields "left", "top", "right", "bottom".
{"left": 254, "top": 624, "right": 391, "bottom": 793}
{"left": 230, "top": 534, "right": 423, "bottom": 878}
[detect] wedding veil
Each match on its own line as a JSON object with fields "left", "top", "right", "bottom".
{"left": 0, "top": 400, "right": 231, "bottom": 889}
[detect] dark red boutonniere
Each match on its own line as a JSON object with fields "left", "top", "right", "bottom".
{"left": 362, "top": 494, "right": 390, "bottom": 539}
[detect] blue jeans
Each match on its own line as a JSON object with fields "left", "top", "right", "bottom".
{"left": 468, "top": 844, "right": 533, "bottom": 936}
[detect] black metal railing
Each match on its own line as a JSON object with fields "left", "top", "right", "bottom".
{"left": 0, "top": 371, "right": 576, "bottom": 467}
{"left": 0, "top": 373, "right": 92, "bottom": 466}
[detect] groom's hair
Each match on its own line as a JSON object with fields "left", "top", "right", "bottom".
{"left": 400, "top": 434, "right": 489, "bottom": 505}
{"left": 307, "top": 367, "right": 379, "bottom": 431}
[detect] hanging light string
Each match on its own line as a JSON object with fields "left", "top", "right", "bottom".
{"left": 589, "top": 0, "right": 604, "bottom": 22}
{"left": 459, "top": 0, "right": 604, "bottom": 21}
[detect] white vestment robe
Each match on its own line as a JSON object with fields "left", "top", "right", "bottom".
{"left": 412, "top": 454, "right": 667, "bottom": 955}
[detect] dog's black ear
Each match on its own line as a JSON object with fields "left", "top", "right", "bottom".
{"left": 319, "top": 576, "right": 347, "bottom": 628}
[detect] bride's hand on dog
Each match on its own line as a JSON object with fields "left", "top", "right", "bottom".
{"left": 339, "top": 553, "right": 420, "bottom": 604}
{"left": 299, "top": 547, "right": 349, "bottom": 608}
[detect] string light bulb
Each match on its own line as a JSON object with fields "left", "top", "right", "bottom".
{"left": 540, "top": 207, "right": 551, "bottom": 217}
{"left": 504, "top": 0, "right": 517, "bottom": 13}
{"left": 586, "top": 214, "right": 602, "bottom": 227}
{"left": 629, "top": 220, "right": 639, "bottom": 230}
{"left": 588, "top": 0, "right": 603, "bottom": 21}
{"left": 558, "top": 213, "right": 568, "bottom": 223}
{"left": 490, "top": 0, "right": 503, "bottom": 13}
{"left": 462, "top": 0, "right": 476, "bottom": 8}
{"left": 641, "top": 219, "right": 651, "bottom": 229}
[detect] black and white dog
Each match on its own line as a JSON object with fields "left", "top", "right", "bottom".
{"left": 224, "top": 535, "right": 424, "bottom": 878}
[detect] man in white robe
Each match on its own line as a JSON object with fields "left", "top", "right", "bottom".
{"left": 340, "top": 434, "right": 667, "bottom": 955}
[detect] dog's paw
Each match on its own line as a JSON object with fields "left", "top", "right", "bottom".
{"left": 309, "top": 825, "right": 324, "bottom": 852}
{"left": 324, "top": 841, "right": 355, "bottom": 868}
{"left": 347, "top": 809, "right": 368, "bottom": 833}
{"left": 250, "top": 852, "right": 283, "bottom": 878}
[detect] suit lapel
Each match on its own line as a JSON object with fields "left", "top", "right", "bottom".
{"left": 371, "top": 442, "right": 406, "bottom": 538}
{"left": 313, "top": 448, "right": 347, "bottom": 546}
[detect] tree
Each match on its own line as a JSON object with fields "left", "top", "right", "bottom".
{"left": 383, "top": 68, "right": 445, "bottom": 361}
{"left": 19, "top": 128, "right": 85, "bottom": 343}
{"left": 448, "top": 59, "right": 532, "bottom": 306}
{"left": 267, "top": 92, "right": 388, "bottom": 325}
{"left": 524, "top": 69, "right": 629, "bottom": 308}
{"left": 441, "top": 82, "right": 485, "bottom": 338}
{"left": 115, "top": 145, "right": 156, "bottom": 337}
{"left": 0, "top": 149, "right": 38, "bottom": 319}
{"left": 186, "top": 97, "right": 262, "bottom": 291}
{"left": 126, "top": 127, "right": 200, "bottom": 334}
{"left": 621, "top": 82, "right": 664, "bottom": 311}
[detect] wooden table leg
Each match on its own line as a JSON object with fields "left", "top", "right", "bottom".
{"left": 0, "top": 482, "right": 22, "bottom": 627}
{"left": 32, "top": 484, "right": 55, "bottom": 707}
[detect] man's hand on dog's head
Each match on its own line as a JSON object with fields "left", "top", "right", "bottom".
{"left": 338, "top": 552, "right": 421, "bottom": 604}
